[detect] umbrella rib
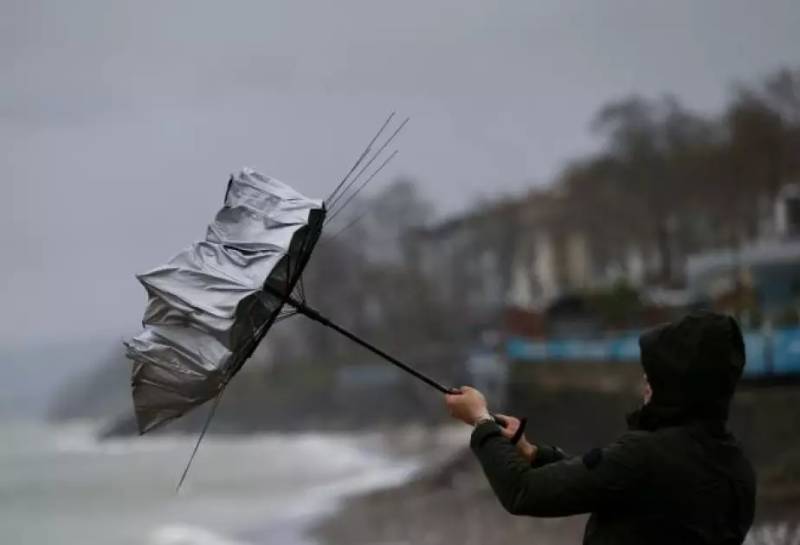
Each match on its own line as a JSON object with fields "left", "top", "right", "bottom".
{"left": 292, "top": 236, "right": 306, "bottom": 303}
{"left": 326, "top": 112, "right": 395, "bottom": 205}
{"left": 326, "top": 117, "right": 409, "bottom": 215}
{"left": 294, "top": 276, "right": 306, "bottom": 303}
{"left": 275, "top": 309, "right": 298, "bottom": 323}
{"left": 326, "top": 150, "right": 399, "bottom": 225}
{"left": 325, "top": 208, "right": 371, "bottom": 243}
{"left": 176, "top": 387, "right": 225, "bottom": 492}
{"left": 292, "top": 213, "right": 323, "bottom": 303}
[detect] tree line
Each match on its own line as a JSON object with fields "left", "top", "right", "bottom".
{"left": 562, "top": 67, "right": 800, "bottom": 286}
{"left": 275, "top": 67, "right": 800, "bottom": 364}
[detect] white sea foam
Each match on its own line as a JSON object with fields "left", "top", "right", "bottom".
{"left": 148, "top": 524, "right": 252, "bottom": 545}
{"left": 52, "top": 420, "right": 183, "bottom": 455}
{"left": 0, "top": 419, "right": 444, "bottom": 545}
{"left": 745, "top": 521, "right": 800, "bottom": 545}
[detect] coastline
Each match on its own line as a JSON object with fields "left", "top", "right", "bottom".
{"left": 232, "top": 424, "right": 470, "bottom": 545}
{"left": 312, "top": 437, "right": 800, "bottom": 545}
{"left": 0, "top": 418, "right": 466, "bottom": 545}
{"left": 310, "top": 444, "right": 588, "bottom": 545}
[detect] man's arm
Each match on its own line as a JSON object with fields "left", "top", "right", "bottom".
{"left": 471, "top": 421, "right": 649, "bottom": 517}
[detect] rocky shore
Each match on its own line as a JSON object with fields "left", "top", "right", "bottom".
{"left": 312, "top": 441, "right": 800, "bottom": 545}
{"left": 311, "top": 445, "right": 588, "bottom": 545}
{"left": 312, "top": 374, "right": 800, "bottom": 545}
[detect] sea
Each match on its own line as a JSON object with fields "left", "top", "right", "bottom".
{"left": 0, "top": 419, "right": 464, "bottom": 545}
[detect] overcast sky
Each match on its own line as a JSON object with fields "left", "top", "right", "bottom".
{"left": 2, "top": 0, "right": 799, "bottom": 348}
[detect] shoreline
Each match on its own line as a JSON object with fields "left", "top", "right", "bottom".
{"left": 231, "top": 424, "right": 470, "bottom": 545}
{"left": 311, "top": 440, "right": 800, "bottom": 545}
{"left": 1, "top": 418, "right": 469, "bottom": 545}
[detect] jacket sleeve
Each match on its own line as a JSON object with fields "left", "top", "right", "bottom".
{"left": 531, "top": 444, "right": 568, "bottom": 468}
{"left": 470, "top": 421, "right": 649, "bottom": 517}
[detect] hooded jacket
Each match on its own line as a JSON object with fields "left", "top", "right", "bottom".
{"left": 471, "top": 311, "right": 756, "bottom": 544}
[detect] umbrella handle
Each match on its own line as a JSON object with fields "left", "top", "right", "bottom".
{"left": 272, "top": 288, "right": 458, "bottom": 395}
{"left": 268, "top": 287, "right": 529, "bottom": 438}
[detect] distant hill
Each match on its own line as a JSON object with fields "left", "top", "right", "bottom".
{"left": 0, "top": 339, "right": 119, "bottom": 418}
{"left": 47, "top": 346, "right": 132, "bottom": 422}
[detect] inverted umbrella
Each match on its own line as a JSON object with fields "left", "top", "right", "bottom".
{"left": 125, "top": 168, "right": 327, "bottom": 434}
{"left": 127, "top": 116, "right": 505, "bottom": 488}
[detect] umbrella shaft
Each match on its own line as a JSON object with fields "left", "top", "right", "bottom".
{"left": 278, "top": 293, "right": 456, "bottom": 395}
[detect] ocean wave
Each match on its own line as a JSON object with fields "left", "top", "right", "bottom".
{"left": 48, "top": 421, "right": 367, "bottom": 456}
{"left": 745, "top": 521, "right": 800, "bottom": 545}
{"left": 279, "top": 457, "right": 420, "bottom": 520}
{"left": 148, "top": 524, "right": 252, "bottom": 545}
{"left": 47, "top": 419, "right": 380, "bottom": 455}
{"left": 0, "top": 419, "right": 462, "bottom": 545}
{"left": 52, "top": 420, "right": 186, "bottom": 455}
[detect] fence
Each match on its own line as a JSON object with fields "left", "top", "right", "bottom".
{"left": 506, "top": 328, "right": 800, "bottom": 377}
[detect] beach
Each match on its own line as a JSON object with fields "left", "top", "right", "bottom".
{"left": 313, "top": 435, "right": 800, "bottom": 545}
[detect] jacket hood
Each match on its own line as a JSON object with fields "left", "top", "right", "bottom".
{"left": 630, "top": 311, "right": 745, "bottom": 430}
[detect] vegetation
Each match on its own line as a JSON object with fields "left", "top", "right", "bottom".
{"left": 562, "top": 68, "right": 800, "bottom": 286}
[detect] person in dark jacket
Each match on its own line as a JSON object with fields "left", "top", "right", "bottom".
{"left": 445, "top": 311, "right": 756, "bottom": 545}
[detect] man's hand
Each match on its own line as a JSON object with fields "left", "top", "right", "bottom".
{"left": 495, "top": 413, "right": 538, "bottom": 463}
{"left": 444, "top": 386, "right": 491, "bottom": 426}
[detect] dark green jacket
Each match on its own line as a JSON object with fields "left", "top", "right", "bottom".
{"left": 472, "top": 312, "right": 756, "bottom": 544}
{"left": 471, "top": 420, "right": 754, "bottom": 544}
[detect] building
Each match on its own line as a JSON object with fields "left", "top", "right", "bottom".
{"left": 406, "top": 197, "right": 522, "bottom": 328}
{"left": 405, "top": 187, "right": 651, "bottom": 334}
{"left": 686, "top": 183, "right": 800, "bottom": 319}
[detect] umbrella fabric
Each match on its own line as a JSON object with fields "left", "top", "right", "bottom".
{"left": 125, "top": 168, "right": 325, "bottom": 433}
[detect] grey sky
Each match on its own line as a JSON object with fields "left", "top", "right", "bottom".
{"left": 2, "top": 0, "right": 799, "bottom": 348}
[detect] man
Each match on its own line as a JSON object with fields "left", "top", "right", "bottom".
{"left": 445, "top": 311, "right": 756, "bottom": 544}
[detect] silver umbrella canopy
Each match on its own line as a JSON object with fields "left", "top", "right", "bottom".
{"left": 123, "top": 117, "right": 473, "bottom": 490}
{"left": 125, "top": 168, "right": 324, "bottom": 434}
{"left": 120, "top": 116, "right": 491, "bottom": 492}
